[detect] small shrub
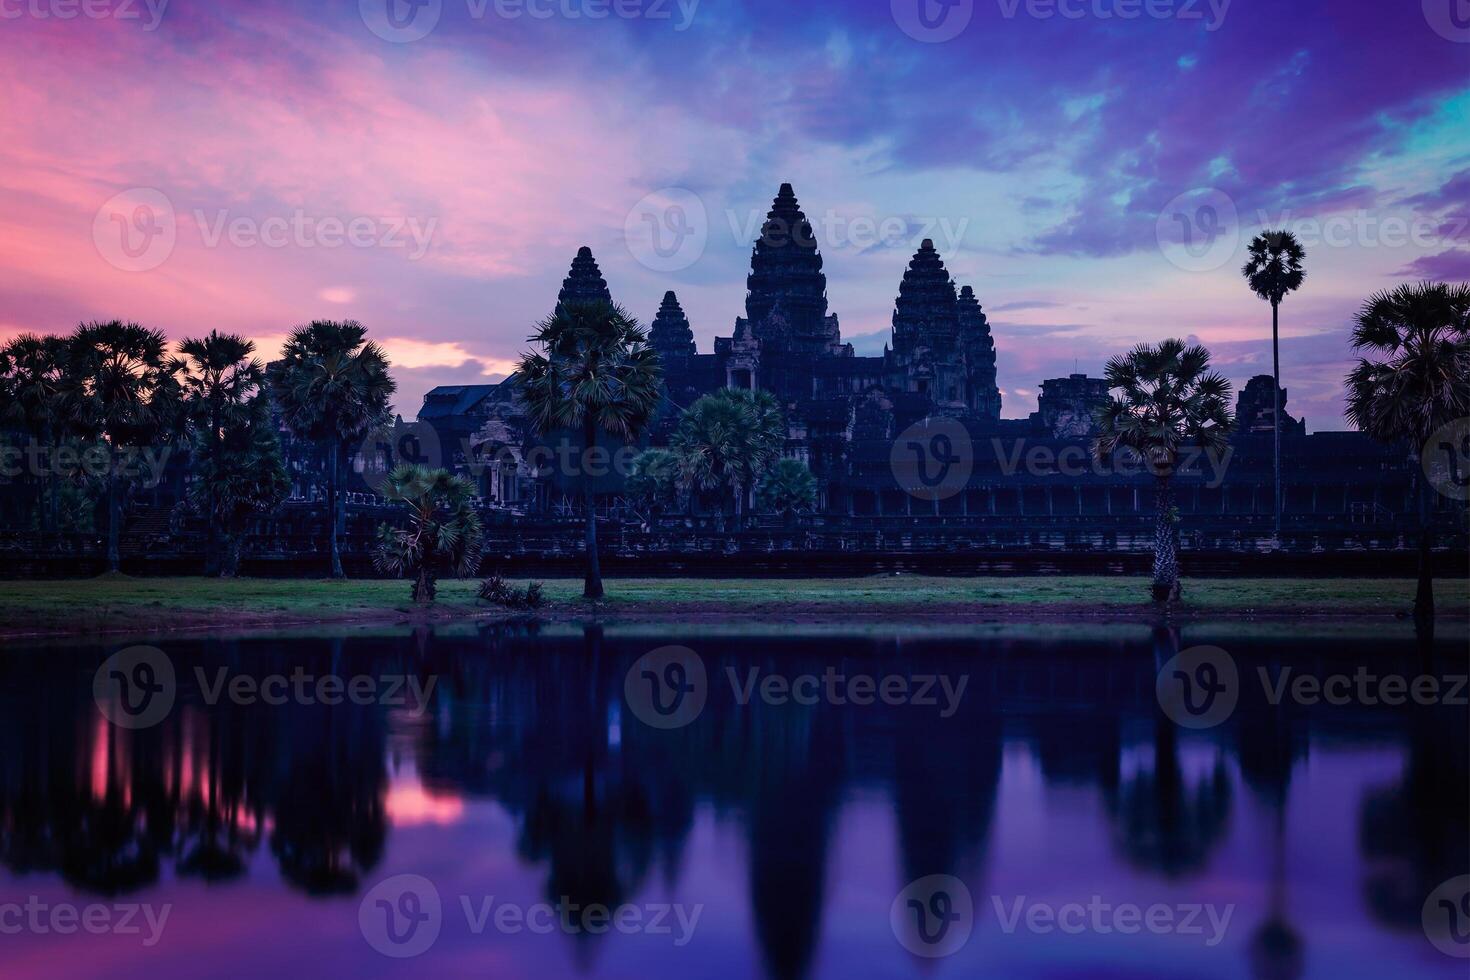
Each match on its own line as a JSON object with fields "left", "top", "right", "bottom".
{"left": 477, "top": 575, "right": 547, "bottom": 611}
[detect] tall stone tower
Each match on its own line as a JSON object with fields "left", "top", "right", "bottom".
{"left": 725, "top": 183, "right": 848, "bottom": 400}
{"left": 957, "top": 285, "right": 1002, "bottom": 422}
{"left": 885, "top": 239, "right": 967, "bottom": 410}
{"left": 558, "top": 246, "right": 613, "bottom": 306}
{"left": 649, "top": 290, "right": 697, "bottom": 361}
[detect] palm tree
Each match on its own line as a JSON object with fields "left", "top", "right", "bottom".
{"left": 1344, "top": 281, "right": 1470, "bottom": 627}
{"left": 373, "top": 464, "right": 485, "bottom": 604}
{"left": 1094, "top": 339, "right": 1233, "bottom": 603}
{"left": 0, "top": 334, "right": 69, "bottom": 536}
{"left": 517, "top": 300, "right": 662, "bottom": 599}
{"left": 673, "top": 387, "right": 785, "bottom": 529}
{"left": 267, "top": 321, "right": 396, "bottom": 579}
{"left": 176, "top": 332, "right": 264, "bottom": 575}
{"left": 1242, "top": 231, "right": 1306, "bottom": 540}
{"left": 189, "top": 399, "right": 290, "bottom": 577}
{"left": 756, "top": 457, "right": 818, "bottom": 527}
{"left": 63, "top": 321, "right": 182, "bottom": 573}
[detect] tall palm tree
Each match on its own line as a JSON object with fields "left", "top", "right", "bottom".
{"left": 189, "top": 398, "right": 290, "bottom": 577}
{"left": 63, "top": 321, "right": 182, "bottom": 573}
{"left": 1242, "top": 231, "right": 1306, "bottom": 540}
{"left": 673, "top": 387, "right": 785, "bottom": 529}
{"left": 373, "top": 464, "right": 484, "bottom": 604}
{"left": 0, "top": 334, "right": 70, "bottom": 536}
{"left": 517, "top": 300, "right": 662, "bottom": 599}
{"left": 1344, "top": 281, "right": 1470, "bottom": 627}
{"left": 267, "top": 321, "right": 396, "bottom": 579}
{"left": 176, "top": 332, "right": 264, "bottom": 575}
{"left": 1094, "top": 339, "right": 1234, "bottom": 603}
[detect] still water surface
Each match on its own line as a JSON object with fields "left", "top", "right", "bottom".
{"left": 0, "top": 623, "right": 1465, "bottom": 978}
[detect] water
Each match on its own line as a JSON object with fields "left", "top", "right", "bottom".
{"left": 0, "top": 623, "right": 1465, "bottom": 978}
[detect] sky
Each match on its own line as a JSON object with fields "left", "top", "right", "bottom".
{"left": 1, "top": 0, "right": 1467, "bottom": 430}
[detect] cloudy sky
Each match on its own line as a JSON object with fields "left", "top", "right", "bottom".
{"left": 2, "top": 0, "right": 1467, "bottom": 429}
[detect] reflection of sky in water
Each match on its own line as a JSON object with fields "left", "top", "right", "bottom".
{"left": 0, "top": 629, "right": 1464, "bottom": 978}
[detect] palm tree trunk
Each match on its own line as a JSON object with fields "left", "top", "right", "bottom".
{"left": 223, "top": 533, "right": 242, "bottom": 578}
{"left": 105, "top": 462, "right": 121, "bottom": 574}
{"left": 205, "top": 408, "right": 220, "bottom": 576}
{"left": 1271, "top": 299, "right": 1282, "bottom": 542}
{"left": 1413, "top": 471, "right": 1434, "bottom": 631}
{"left": 583, "top": 418, "right": 604, "bottom": 600}
{"left": 1152, "top": 475, "right": 1180, "bottom": 603}
{"left": 328, "top": 437, "right": 344, "bottom": 579}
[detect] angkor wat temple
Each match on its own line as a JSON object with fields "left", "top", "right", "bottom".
{"left": 412, "top": 183, "right": 1462, "bottom": 558}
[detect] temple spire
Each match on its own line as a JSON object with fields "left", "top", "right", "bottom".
{"left": 558, "top": 245, "right": 613, "bottom": 306}
{"left": 649, "top": 290, "right": 697, "bottom": 359}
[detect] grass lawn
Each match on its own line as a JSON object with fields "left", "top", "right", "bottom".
{"left": 0, "top": 575, "right": 1464, "bottom": 638}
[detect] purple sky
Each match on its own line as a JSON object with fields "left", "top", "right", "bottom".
{"left": 2, "top": 0, "right": 1467, "bottom": 428}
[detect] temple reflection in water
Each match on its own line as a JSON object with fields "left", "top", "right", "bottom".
{"left": 0, "top": 626, "right": 1464, "bottom": 978}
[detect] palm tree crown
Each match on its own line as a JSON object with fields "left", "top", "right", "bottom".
{"left": 267, "top": 321, "right": 395, "bottom": 444}
{"left": 516, "top": 300, "right": 662, "bottom": 441}
{"left": 1095, "top": 339, "right": 1234, "bottom": 473}
{"left": 1344, "top": 281, "right": 1470, "bottom": 445}
{"left": 1243, "top": 231, "right": 1306, "bottom": 305}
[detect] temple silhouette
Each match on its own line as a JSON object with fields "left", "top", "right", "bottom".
{"left": 410, "top": 183, "right": 1455, "bottom": 556}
